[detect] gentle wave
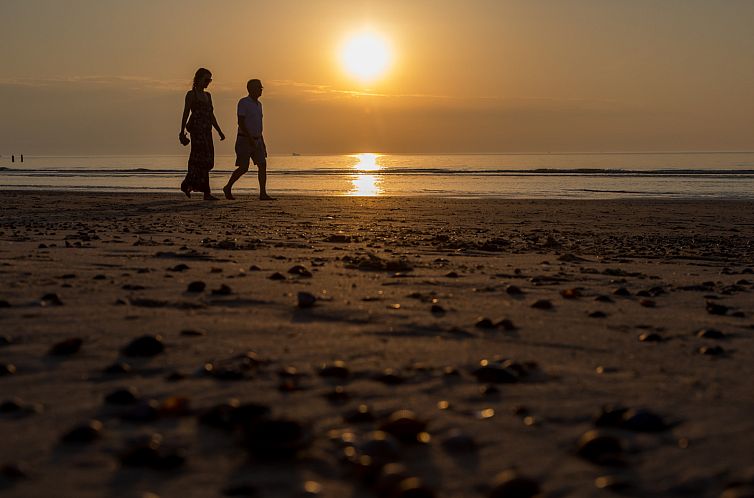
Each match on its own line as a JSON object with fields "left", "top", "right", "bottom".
{"left": 3, "top": 167, "right": 754, "bottom": 177}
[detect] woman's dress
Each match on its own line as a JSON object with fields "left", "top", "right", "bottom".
{"left": 181, "top": 92, "right": 214, "bottom": 194}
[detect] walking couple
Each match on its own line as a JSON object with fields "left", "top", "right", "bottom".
{"left": 179, "top": 67, "right": 273, "bottom": 201}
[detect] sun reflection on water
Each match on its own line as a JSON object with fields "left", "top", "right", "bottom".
{"left": 348, "top": 153, "right": 383, "bottom": 196}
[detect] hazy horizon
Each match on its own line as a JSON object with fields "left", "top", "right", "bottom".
{"left": 2, "top": 0, "right": 753, "bottom": 156}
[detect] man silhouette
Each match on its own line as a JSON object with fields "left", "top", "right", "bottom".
{"left": 224, "top": 79, "right": 273, "bottom": 200}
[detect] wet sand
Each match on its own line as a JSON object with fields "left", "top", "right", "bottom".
{"left": 1, "top": 191, "right": 753, "bottom": 498}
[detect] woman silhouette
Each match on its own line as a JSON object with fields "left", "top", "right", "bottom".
{"left": 179, "top": 68, "right": 225, "bottom": 200}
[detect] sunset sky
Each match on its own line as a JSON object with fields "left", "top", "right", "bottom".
{"left": 1, "top": 0, "right": 753, "bottom": 155}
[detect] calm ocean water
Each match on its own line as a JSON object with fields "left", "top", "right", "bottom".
{"left": 1, "top": 152, "right": 754, "bottom": 199}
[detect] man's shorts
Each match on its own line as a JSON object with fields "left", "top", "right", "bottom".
{"left": 235, "top": 135, "right": 267, "bottom": 167}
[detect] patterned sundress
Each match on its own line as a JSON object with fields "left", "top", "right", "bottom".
{"left": 181, "top": 91, "right": 214, "bottom": 194}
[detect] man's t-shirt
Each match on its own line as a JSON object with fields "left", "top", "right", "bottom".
{"left": 237, "top": 97, "right": 263, "bottom": 137}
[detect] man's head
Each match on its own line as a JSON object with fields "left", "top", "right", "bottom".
{"left": 247, "top": 79, "right": 263, "bottom": 99}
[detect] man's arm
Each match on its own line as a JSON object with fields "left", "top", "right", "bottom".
{"left": 238, "top": 115, "right": 257, "bottom": 149}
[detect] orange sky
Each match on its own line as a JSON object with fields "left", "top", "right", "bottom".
{"left": 1, "top": 0, "right": 753, "bottom": 154}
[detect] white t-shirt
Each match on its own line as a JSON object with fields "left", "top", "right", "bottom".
{"left": 237, "top": 97, "right": 263, "bottom": 137}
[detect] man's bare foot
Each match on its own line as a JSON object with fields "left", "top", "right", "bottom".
{"left": 181, "top": 187, "right": 191, "bottom": 199}
{"left": 259, "top": 194, "right": 276, "bottom": 201}
{"left": 203, "top": 194, "right": 219, "bottom": 201}
{"left": 222, "top": 185, "right": 235, "bottom": 200}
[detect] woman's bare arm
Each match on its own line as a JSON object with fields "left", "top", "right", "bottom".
{"left": 208, "top": 94, "right": 225, "bottom": 140}
{"left": 180, "top": 91, "right": 194, "bottom": 135}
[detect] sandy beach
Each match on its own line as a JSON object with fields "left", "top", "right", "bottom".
{"left": 1, "top": 191, "right": 753, "bottom": 498}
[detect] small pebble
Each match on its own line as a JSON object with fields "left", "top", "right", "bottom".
{"left": 577, "top": 429, "right": 624, "bottom": 465}
{"left": 589, "top": 311, "right": 607, "bottom": 318}
{"left": 613, "top": 287, "right": 631, "bottom": 296}
{"left": 489, "top": 469, "right": 540, "bottom": 498}
{"left": 297, "top": 292, "right": 317, "bottom": 308}
{"left": 706, "top": 301, "right": 730, "bottom": 315}
{"left": 698, "top": 345, "right": 725, "bottom": 356}
{"left": 475, "top": 317, "right": 495, "bottom": 329}
{"left": 103, "top": 361, "right": 132, "bottom": 374}
{"left": 638, "top": 332, "right": 663, "bottom": 343}
{"left": 343, "top": 404, "right": 375, "bottom": 423}
{"left": 122, "top": 335, "right": 164, "bottom": 357}
{"left": 186, "top": 281, "right": 206, "bottom": 293}
{"left": 48, "top": 337, "right": 83, "bottom": 356}
{"left": 319, "top": 360, "right": 349, "bottom": 379}
{"left": 180, "top": 329, "right": 206, "bottom": 337}
{"left": 378, "top": 410, "right": 427, "bottom": 443}
{"left": 505, "top": 285, "right": 524, "bottom": 295}
{"left": 105, "top": 387, "right": 140, "bottom": 405}
{"left": 441, "top": 430, "right": 477, "bottom": 453}
{"left": 211, "top": 284, "right": 232, "bottom": 296}
{"left": 40, "top": 293, "right": 64, "bottom": 306}
{"left": 531, "top": 299, "right": 552, "bottom": 310}
{"left": 697, "top": 328, "right": 726, "bottom": 339}
{"left": 288, "top": 265, "right": 313, "bottom": 277}
{"left": 243, "top": 418, "right": 311, "bottom": 458}
{"left": 61, "top": 420, "right": 103, "bottom": 444}
{"left": 0, "top": 363, "right": 17, "bottom": 376}
{"left": 560, "top": 288, "right": 581, "bottom": 299}
{"left": 268, "top": 272, "right": 286, "bottom": 280}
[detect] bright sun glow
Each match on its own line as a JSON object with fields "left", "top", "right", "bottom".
{"left": 340, "top": 31, "right": 392, "bottom": 82}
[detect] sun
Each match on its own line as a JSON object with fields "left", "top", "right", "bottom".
{"left": 340, "top": 30, "right": 392, "bottom": 83}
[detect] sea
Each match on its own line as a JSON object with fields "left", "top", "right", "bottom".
{"left": 1, "top": 152, "right": 754, "bottom": 199}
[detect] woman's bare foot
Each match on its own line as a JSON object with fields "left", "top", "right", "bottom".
{"left": 203, "top": 194, "right": 219, "bottom": 201}
{"left": 181, "top": 187, "right": 191, "bottom": 198}
{"left": 222, "top": 185, "right": 235, "bottom": 200}
{"left": 259, "top": 193, "right": 275, "bottom": 201}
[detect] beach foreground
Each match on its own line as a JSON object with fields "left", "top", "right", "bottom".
{"left": 1, "top": 192, "right": 753, "bottom": 498}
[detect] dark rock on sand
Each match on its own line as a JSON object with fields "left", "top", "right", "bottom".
{"left": 621, "top": 408, "right": 671, "bottom": 432}
{"left": 211, "top": 284, "right": 232, "bottom": 296}
{"left": 373, "top": 368, "right": 406, "bottom": 385}
{"left": 61, "top": 420, "right": 103, "bottom": 444}
{"left": 378, "top": 410, "right": 428, "bottom": 443}
{"left": 0, "top": 363, "right": 17, "bottom": 376}
{"left": 697, "top": 328, "right": 726, "bottom": 340}
{"left": 268, "top": 272, "right": 286, "bottom": 280}
{"left": 430, "top": 304, "right": 446, "bottom": 315}
{"left": 122, "top": 335, "right": 164, "bottom": 357}
{"left": 475, "top": 317, "right": 496, "bottom": 329}
{"left": 441, "top": 430, "right": 477, "bottom": 453}
{"left": 198, "top": 399, "right": 271, "bottom": 430}
{"left": 103, "top": 362, "right": 132, "bottom": 375}
{"left": 706, "top": 301, "right": 730, "bottom": 315}
{"left": 344, "top": 404, "right": 375, "bottom": 423}
{"left": 319, "top": 360, "right": 350, "bottom": 379}
{"left": 391, "top": 477, "right": 435, "bottom": 498}
{"left": 355, "top": 431, "right": 401, "bottom": 466}
{"left": 243, "top": 418, "right": 311, "bottom": 458}
{"left": 698, "top": 345, "right": 725, "bottom": 356}
{"left": 297, "top": 292, "right": 317, "bottom": 308}
{"left": 488, "top": 469, "right": 541, "bottom": 498}
{"left": 531, "top": 299, "right": 553, "bottom": 310}
{"left": 48, "top": 337, "right": 83, "bottom": 356}
{"left": 0, "top": 335, "right": 11, "bottom": 347}
{"left": 589, "top": 311, "right": 607, "bottom": 318}
{"left": 472, "top": 362, "right": 519, "bottom": 384}
{"left": 222, "top": 484, "right": 261, "bottom": 496}
{"left": 105, "top": 387, "right": 140, "bottom": 405}
{"left": 288, "top": 265, "right": 313, "bottom": 277}
{"left": 613, "top": 287, "right": 632, "bottom": 297}
{"left": 638, "top": 332, "right": 663, "bottom": 343}
{"left": 577, "top": 429, "right": 624, "bottom": 465}
{"left": 180, "top": 329, "right": 206, "bottom": 337}
{"left": 186, "top": 281, "right": 206, "bottom": 293}
{"left": 119, "top": 434, "right": 186, "bottom": 470}
{"left": 0, "top": 300, "right": 10, "bottom": 308}
{"left": 40, "top": 293, "right": 63, "bottom": 306}
{"left": 0, "top": 462, "right": 29, "bottom": 482}
{"left": 506, "top": 285, "right": 524, "bottom": 295}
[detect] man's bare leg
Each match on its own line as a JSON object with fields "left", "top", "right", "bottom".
{"left": 258, "top": 160, "right": 274, "bottom": 200}
{"left": 223, "top": 165, "right": 248, "bottom": 200}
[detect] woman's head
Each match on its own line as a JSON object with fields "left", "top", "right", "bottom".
{"left": 193, "top": 68, "right": 212, "bottom": 90}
